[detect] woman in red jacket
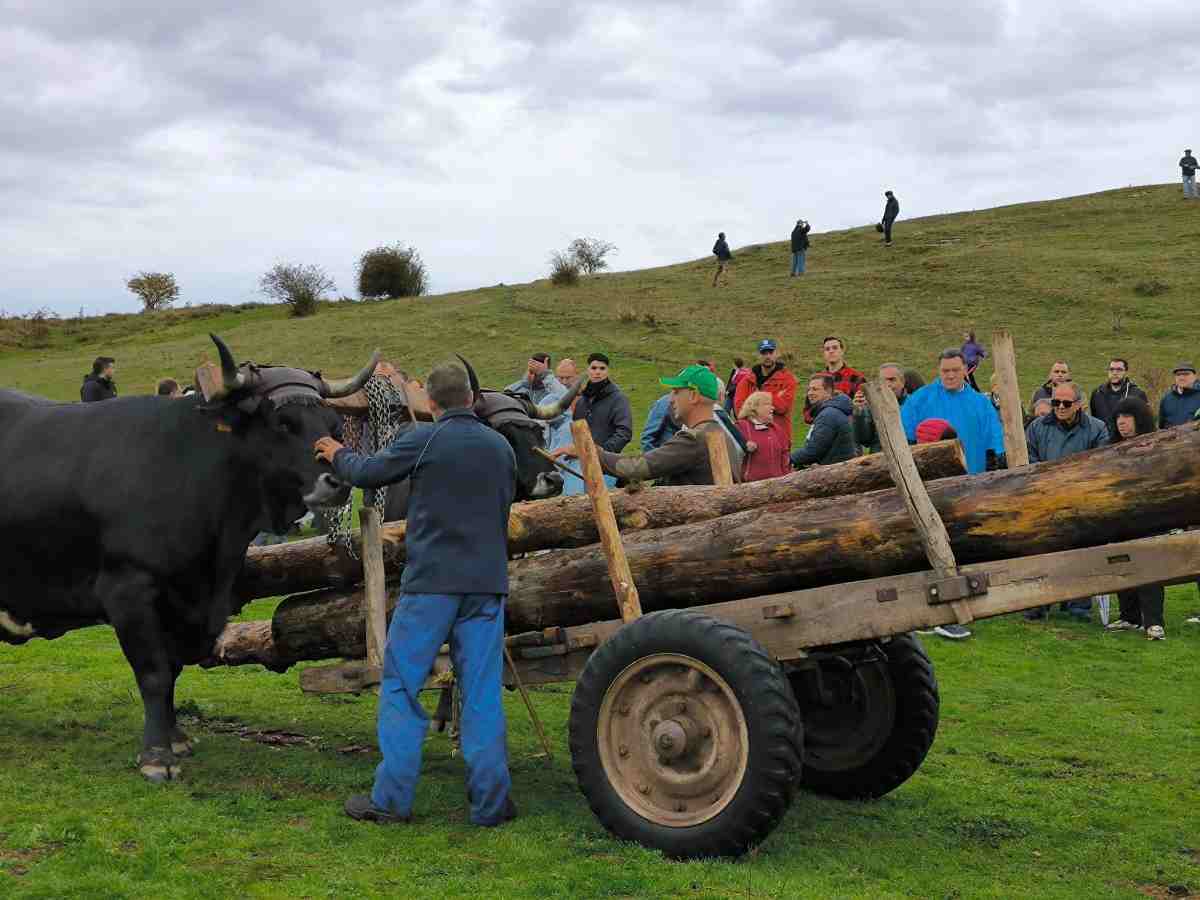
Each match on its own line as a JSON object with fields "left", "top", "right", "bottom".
{"left": 736, "top": 392, "right": 791, "bottom": 481}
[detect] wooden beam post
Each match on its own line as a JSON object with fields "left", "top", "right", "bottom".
{"left": 864, "top": 381, "right": 974, "bottom": 625}
{"left": 571, "top": 420, "right": 643, "bottom": 623}
{"left": 359, "top": 506, "right": 389, "bottom": 673}
{"left": 991, "top": 330, "right": 1029, "bottom": 468}
{"left": 703, "top": 426, "right": 735, "bottom": 487}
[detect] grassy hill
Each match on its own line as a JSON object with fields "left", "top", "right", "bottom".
{"left": 2, "top": 183, "right": 1195, "bottom": 439}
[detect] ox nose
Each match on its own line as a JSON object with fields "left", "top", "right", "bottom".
{"left": 530, "top": 470, "right": 565, "bottom": 499}
{"left": 303, "top": 472, "right": 351, "bottom": 510}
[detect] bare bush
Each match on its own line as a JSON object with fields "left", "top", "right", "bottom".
{"left": 1140, "top": 366, "right": 1171, "bottom": 409}
{"left": 260, "top": 263, "right": 335, "bottom": 317}
{"left": 567, "top": 237, "right": 617, "bottom": 276}
{"left": 548, "top": 251, "right": 580, "bottom": 287}
{"left": 616, "top": 304, "right": 638, "bottom": 322}
{"left": 126, "top": 272, "right": 179, "bottom": 312}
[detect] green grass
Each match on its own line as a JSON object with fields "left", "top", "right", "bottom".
{"left": 2, "top": 184, "right": 1199, "bottom": 897}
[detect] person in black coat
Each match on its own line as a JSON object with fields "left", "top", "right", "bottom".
{"left": 556, "top": 352, "right": 633, "bottom": 490}
{"left": 80, "top": 356, "right": 117, "bottom": 402}
{"left": 881, "top": 190, "right": 900, "bottom": 245}
{"left": 1089, "top": 357, "right": 1148, "bottom": 437}
{"left": 712, "top": 232, "right": 733, "bottom": 287}
{"left": 790, "top": 219, "right": 811, "bottom": 276}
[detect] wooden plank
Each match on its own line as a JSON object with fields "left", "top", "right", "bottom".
{"left": 359, "top": 507, "right": 389, "bottom": 670}
{"left": 991, "top": 330, "right": 1029, "bottom": 468}
{"left": 703, "top": 426, "right": 735, "bottom": 486}
{"left": 571, "top": 419, "right": 643, "bottom": 623}
{"left": 475, "top": 531, "right": 1200, "bottom": 688}
{"left": 194, "top": 362, "right": 224, "bottom": 403}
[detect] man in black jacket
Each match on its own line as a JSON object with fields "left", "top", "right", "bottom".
{"left": 881, "top": 191, "right": 899, "bottom": 245}
{"left": 557, "top": 353, "right": 633, "bottom": 490}
{"left": 790, "top": 219, "right": 811, "bottom": 276}
{"left": 1089, "top": 358, "right": 1147, "bottom": 436}
{"left": 80, "top": 356, "right": 117, "bottom": 402}
{"left": 712, "top": 232, "right": 733, "bottom": 287}
{"left": 1181, "top": 149, "right": 1198, "bottom": 198}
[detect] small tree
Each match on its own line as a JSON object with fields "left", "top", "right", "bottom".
{"left": 548, "top": 250, "right": 581, "bottom": 286}
{"left": 259, "top": 262, "right": 335, "bottom": 317}
{"left": 568, "top": 237, "right": 617, "bottom": 276}
{"left": 357, "top": 244, "right": 428, "bottom": 299}
{"left": 127, "top": 271, "right": 179, "bottom": 312}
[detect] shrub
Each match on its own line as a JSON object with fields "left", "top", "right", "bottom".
{"left": 549, "top": 251, "right": 580, "bottom": 286}
{"left": 1133, "top": 278, "right": 1169, "bottom": 297}
{"left": 357, "top": 244, "right": 428, "bottom": 299}
{"left": 567, "top": 237, "right": 617, "bottom": 276}
{"left": 259, "top": 263, "right": 335, "bottom": 317}
{"left": 126, "top": 272, "right": 179, "bottom": 312}
{"left": 616, "top": 304, "right": 638, "bottom": 322}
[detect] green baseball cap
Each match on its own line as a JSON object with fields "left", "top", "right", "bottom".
{"left": 660, "top": 364, "right": 719, "bottom": 401}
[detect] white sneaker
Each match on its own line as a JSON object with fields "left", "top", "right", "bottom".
{"left": 1146, "top": 625, "right": 1165, "bottom": 640}
{"left": 1104, "top": 620, "right": 1142, "bottom": 631}
{"left": 1185, "top": 616, "right": 1200, "bottom": 625}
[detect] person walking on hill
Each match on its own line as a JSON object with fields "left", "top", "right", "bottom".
{"left": 790, "top": 219, "right": 811, "bottom": 276}
{"left": 1099, "top": 397, "right": 1168, "bottom": 640}
{"left": 1181, "top": 149, "right": 1199, "bottom": 198}
{"left": 737, "top": 391, "right": 791, "bottom": 481}
{"left": 1030, "top": 360, "right": 1071, "bottom": 409}
{"left": 1089, "top": 358, "right": 1148, "bottom": 437}
{"left": 805, "top": 336, "right": 866, "bottom": 424}
{"left": 790, "top": 374, "right": 857, "bottom": 468}
{"left": 1158, "top": 363, "right": 1200, "bottom": 428}
{"left": 732, "top": 339, "right": 799, "bottom": 449}
{"left": 852, "top": 362, "right": 909, "bottom": 453}
{"left": 712, "top": 232, "right": 733, "bottom": 287}
{"left": 316, "top": 361, "right": 519, "bottom": 829}
{"left": 881, "top": 190, "right": 900, "bottom": 245}
{"left": 961, "top": 331, "right": 987, "bottom": 391}
{"left": 81, "top": 356, "right": 117, "bottom": 402}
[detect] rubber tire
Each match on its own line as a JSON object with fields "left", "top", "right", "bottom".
{"left": 568, "top": 609, "right": 803, "bottom": 859}
{"left": 795, "top": 633, "right": 938, "bottom": 800}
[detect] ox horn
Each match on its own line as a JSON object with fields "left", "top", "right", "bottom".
{"left": 206, "top": 333, "right": 245, "bottom": 401}
{"left": 321, "top": 350, "right": 382, "bottom": 398}
{"left": 455, "top": 354, "right": 482, "bottom": 400}
{"left": 531, "top": 375, "right": 585, "bottom": 420}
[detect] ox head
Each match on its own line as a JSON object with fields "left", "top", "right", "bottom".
{"left": 456, "top": 355, "right": 585, "bottom": 501}
{"left": 198, "top": 334, "right": 379, "bottom": 531}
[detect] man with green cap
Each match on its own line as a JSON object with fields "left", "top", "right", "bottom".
{"left": 555, "top": 364, "right": 742, "bottom": 486}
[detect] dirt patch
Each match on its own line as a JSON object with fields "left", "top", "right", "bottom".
{"left": 1, "top": 842, "right": 64, "bottom": 877}
{"left": 1135, "top": 883, "right": 1191, "bottom": 898}
{"left": 181, "top": 714, "right": 321, "bottom": 749}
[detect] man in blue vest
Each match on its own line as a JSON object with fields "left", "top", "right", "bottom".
{"left": 315, "top": 360, "right": 518, "bottom": 827}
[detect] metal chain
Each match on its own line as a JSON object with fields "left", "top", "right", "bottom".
{"left": 327, "top": 376, "right": 409, "bottom": 557}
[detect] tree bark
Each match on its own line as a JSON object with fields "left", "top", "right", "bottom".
{"left": 212, "top": 425, "right": 1200, "bottom": 669}
{"left": 236, "top": 439, "right": 966, "bottom": 601}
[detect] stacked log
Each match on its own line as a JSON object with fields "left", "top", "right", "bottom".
{"left": 206, "top": 426, "right": 1200, "bottom": 671}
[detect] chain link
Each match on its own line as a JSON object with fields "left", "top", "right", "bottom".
{"left": 327, "top": 376, "right": 410, "bottom": 557}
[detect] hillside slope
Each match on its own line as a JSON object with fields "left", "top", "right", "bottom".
{"left": 2, "top": 184, "right": 1194, "bottom": 442}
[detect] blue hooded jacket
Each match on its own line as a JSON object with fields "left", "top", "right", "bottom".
{"left": 901, "top": 381, "right": 1004, "bottom": 474}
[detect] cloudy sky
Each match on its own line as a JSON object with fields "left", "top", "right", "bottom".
{"left": 1, "top": 1, "right": 1194, "bottom": 316}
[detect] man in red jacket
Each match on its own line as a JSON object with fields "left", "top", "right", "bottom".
{"left": 805, "top": 336, "right": 866, "bottom": 424}
{"left": 732, "top": 339, "right": 799, "bottom": 448}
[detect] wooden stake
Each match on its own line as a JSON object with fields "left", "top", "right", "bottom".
{"left": 991, "top": 330, "right": 1029, "bottom": 468}
{"left": 703, "top": 426, "right": 735, "bottom": 486}
{"left": 865, "top": 381, "right": 973, "bottom": 625}
{"left": 571, "top": 420, "right": 643, "bottom": 623}
{"left": 359, "top": 506, "right": 389, "bottom": 671}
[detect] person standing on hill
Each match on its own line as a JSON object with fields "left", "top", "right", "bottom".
{"left": 1181, "top": 149, "right": 1198, "bottom": 198}
{"left": 732, "top": 339, "right": 799, "bottom": 448}
{"left": 1089, "top": 358, "right": 1147, "bottom": 437}
{"left": 1158, "top": 363, "right": 1200, "bottom": 427}
{"left": 790, "top": 219, "right": 811, "bottom": 276}
{"left": 960, "top": 331, "right": 987, "bottom": 391}
{"left": 80, "top": 356, "right": 117, "bottom": 402}
{"left": 712, "top": 232, "right": 733, "bottom": 287}
{"left": 805, "top": 336, "right": 866, "bottom": 424}
{"left": 881, "top": 190, "right": 900, "bottom": 246}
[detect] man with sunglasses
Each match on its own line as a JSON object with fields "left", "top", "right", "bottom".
{"left": 1023, "top": 381, "right": 1109, "bottom": 621}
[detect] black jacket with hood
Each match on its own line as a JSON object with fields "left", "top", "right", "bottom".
{"left": 573, "top": 379, "right": 633, "bottom": 453}
{"left": 80, "top": 374, "right": 117, "bottom": 402}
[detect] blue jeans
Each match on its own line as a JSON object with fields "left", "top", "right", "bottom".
{"left": 371, "top": 592, "right": 511, "bottom": 825}
{"left": 1185, "top": 174, "right": 1196, "bottom": 198}
{"left": 791, "top": 250, "right": 807, "bottom": 275}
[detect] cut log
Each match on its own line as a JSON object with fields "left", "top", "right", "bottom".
{"left": 210, "top": 424, "right": 1200, "bottom": 669}
{"left": 201, "top": 620, "right": 288, "bottom": 672}
{"left": 236, "top": 439, "right": 966, "bottom": 601}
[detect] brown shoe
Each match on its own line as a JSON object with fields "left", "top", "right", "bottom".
{"left": 344, "top": 794, "right": 410, "bottom": 824}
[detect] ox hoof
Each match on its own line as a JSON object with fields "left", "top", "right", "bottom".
{"left": 137, "top": 748, "right": 182, "bottom": 783}
{"left": 170, "top": 728, "right": 196, "bottom": 757}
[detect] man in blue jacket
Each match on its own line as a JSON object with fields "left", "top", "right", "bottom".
{"left": 790, "top": 374, "right": 857, "bottom": 467}
{"left": 1158, "top": 363, "right": 1200, "bottom": 428}
{"left": 315, "top": 361, "right": 518, "bottom": 828}
{"left": 901, "top": 349, "right": 1005, "bottom": 475}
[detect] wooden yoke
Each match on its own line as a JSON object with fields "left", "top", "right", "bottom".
{"left": 864, "top": 381, "right": 976, "bottom": 625}
{"left": 571, "top": 420, "right": 643, "bottom": 623}
{"left": 704, "top": 426, "right": 735, "bottom": 487}
{"left": 991, "top": 330, "right": 1029, "bottom": 468}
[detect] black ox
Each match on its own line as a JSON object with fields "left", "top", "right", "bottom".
{"left": 0, "top": 335, "right": 377, "bottom": 781}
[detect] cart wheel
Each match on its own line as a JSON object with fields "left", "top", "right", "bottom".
{"left": 791, "top": 633, "right": 938, "bottom": 800}
{"left": 568, "top": 610, "right": 802, "bottom": 859}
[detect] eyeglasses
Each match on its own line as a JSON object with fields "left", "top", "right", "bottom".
{"left": 1107, "top": 367, "right": 1126, "bottom": 372}
{"left": 1050, "top": 399, "right": 1076, "bottom": 408}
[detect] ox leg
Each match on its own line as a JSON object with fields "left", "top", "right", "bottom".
{"left": 100, "top": 570, "right": 182, "bottom": 782}
{"left": 166, "top": 663, "right": 195, "bottom": 757}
